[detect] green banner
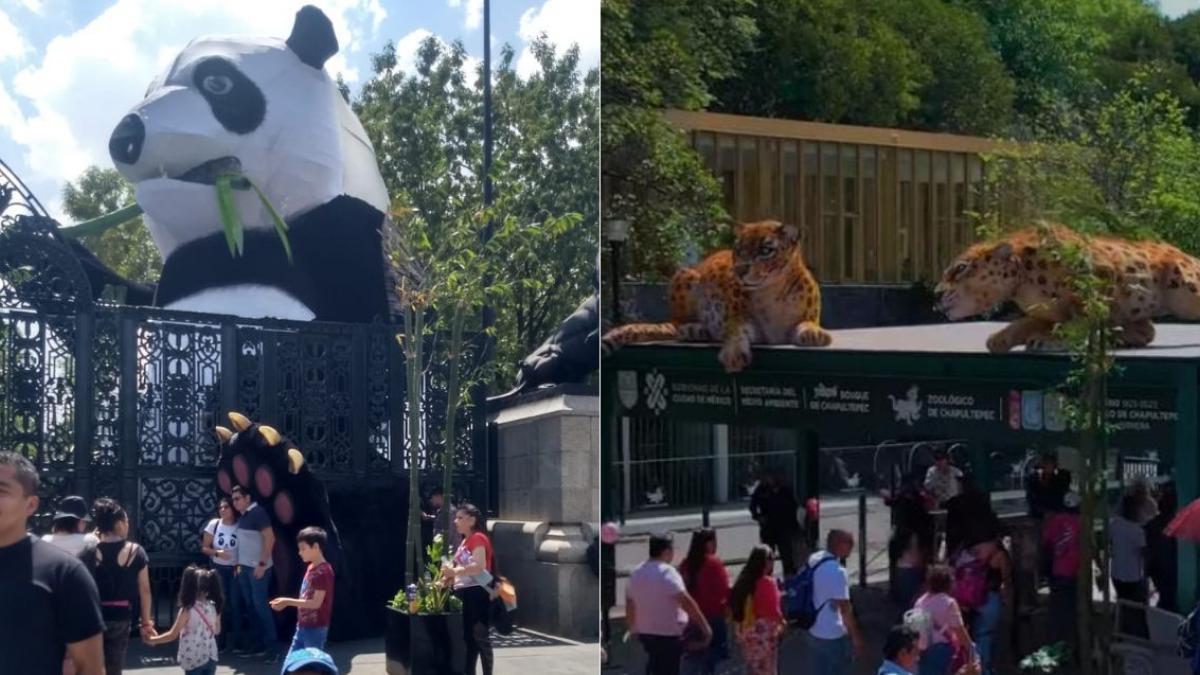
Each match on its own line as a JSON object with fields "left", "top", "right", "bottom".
{"left": 614, "top": 368, "right": 1177, "bottom": 446}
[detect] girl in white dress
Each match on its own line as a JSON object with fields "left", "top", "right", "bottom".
{"left": 146, "top": 565, "right": 223, "bottom": 675}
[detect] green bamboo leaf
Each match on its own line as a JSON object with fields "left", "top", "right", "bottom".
{"left": 247, "top": 178, "right": 293, "bottom": 264}
{"left": 215, "top": 175, "right": 242, "bottom": 257}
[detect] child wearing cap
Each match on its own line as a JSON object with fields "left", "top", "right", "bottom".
{"left": 282, "top": 647, "right": 338, "bottom": 674}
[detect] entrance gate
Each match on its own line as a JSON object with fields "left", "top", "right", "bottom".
{"left": 0, "top": 163, "right": 488, "bottom": 625}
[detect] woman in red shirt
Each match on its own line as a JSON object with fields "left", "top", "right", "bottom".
{"left": 445, "top": 503, "right": 494, "bottom": 675}
{"left": 729, "top": 545, "right": 784, "bottom": 675}
{"left": 678, "top": 528, "right": 730, "bottom": 674}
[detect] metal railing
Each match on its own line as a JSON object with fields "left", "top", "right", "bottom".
{"left": 614, "top": 417, "right": 799, "bottom": 519}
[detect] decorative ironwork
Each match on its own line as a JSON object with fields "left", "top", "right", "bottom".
{"left": 0, "top": 215, "right": 93, "bottom": 314}
{"left": 237, "top": 328, "right": 264, "bottom": 419}
{"left": 0, "top": 158, "right": 489, "bottom": 566}
{"left": 366, "top": 328, "right": 391, "bottom": 471}
{"left": 139, "top": 476, "right": 217, "bottom": 554}
{"left": 0, "top": 313, "right": 76, "bottom": 467}
{"left": 136, "top": 318, "right": 222, "bottom": 467}
{"left": 91, "top": 311, "right": 122, "bottom": 467}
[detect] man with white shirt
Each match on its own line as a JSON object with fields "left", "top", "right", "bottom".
{"left": 625, "top": 532, "right": 712, "bottom": 675}
{"left": 807, "top": 529, "right": 865, "bottom": 675}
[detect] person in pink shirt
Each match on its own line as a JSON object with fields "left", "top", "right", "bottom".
{"left": 729, "top": 546, "right": 784, "bottom": 675}
{"left": 1041, "top": 492, "right": 1081, "bottom": 648}
{"left": 912, "top": 566, "right": 974, "bottom": 675}
{"left": 678, "top": 528, "right": 730, "bottom": 675}
{"left": 627, "top": 532, "right": 712, "bottom": 675}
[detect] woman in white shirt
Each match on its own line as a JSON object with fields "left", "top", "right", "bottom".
{"left": 200, "top": 497, "right": 240, "bottom": 651}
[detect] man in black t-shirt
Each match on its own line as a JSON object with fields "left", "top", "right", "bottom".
{"left": 0, "top": 451, "right": 105, "bottom": 674}
{"left": 749, "top": 470, "right": 802, "bottom": 575}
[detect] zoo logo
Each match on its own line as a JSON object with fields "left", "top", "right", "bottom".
{"left": 644, "top": 370, "right": 669, "bottom": 415}
{"left": 890, "top": 385, "right": 922, "bottom": 426}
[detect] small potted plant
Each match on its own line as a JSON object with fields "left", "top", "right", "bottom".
{"left": 1019, "top": 642, "right": 1070, "bottom": 675}
{"left": 385, "top": 534, "right": 466, "bottom": 675}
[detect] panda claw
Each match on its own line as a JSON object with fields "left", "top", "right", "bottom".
{"left": 214, "top": 426, "right": 233, "bottom": 444}
{"left": 228, "top": 411, "right": 251, "bottom": 432}
{"left": 287, "top": 448, "right": 305, "bottom": 474}
{"left": 258, "top": 425, "right": 281, "bottom": 446}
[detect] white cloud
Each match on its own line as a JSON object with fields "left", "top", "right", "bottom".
{"left": 394, "top": 27, "right": 481, "bottom": 83}
{"left": 13, "top": 0, "right": 43, "bottom": 13}
{"left": 447, "top": 0, "right": 484, "bottom": 30}
{"left": 395, "top": 28, "right": 434, "bottom": 77}
{"left": 515, "top": 0, "right": 599, "bottom": 79}
{"left": 0, "top": 9, "right": 30, "bottom": 63}
{"left": 0, "top": 0, "right": 385, "bottom": 220}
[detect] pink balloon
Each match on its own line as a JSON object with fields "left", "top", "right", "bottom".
{"left": 601, "top": 522, "right": 620, "bottom": 544}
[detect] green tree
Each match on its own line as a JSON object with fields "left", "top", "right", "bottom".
{"left": 966, "top": 0, "right": 1110, "bottom": 121}
{"left": 978, "top": 72, "right": 1200, "bottom": 256}
{"left": 707, "top": 0, "right": 1013, "bottom": 134}
{"left": 1171, "top": 9, "right": 1200, "bottom": 82}
{"left": 713, "top": 0, "right": 928, "bottom": 127}
{"left": 61, "top": 166, "right": 162, "bottom": 284}
{"left": 356, "top": 34, "right": 596, "bottom": 382}
{"left": 491, "top": 41, "right": 598, "bottom": 360}
{"left": 388, "top": 199, "right": 578, "bottom": 581}
{"left": 878, "top": 0, "right": 1015, "bottom": 134}
{"left": 601, "top": 0, "right": 755, "bottom": 278}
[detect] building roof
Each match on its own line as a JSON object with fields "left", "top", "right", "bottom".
{"left": 664, "top": 109, "right": 998, "bottom": 154}
{"left": 636, "top": 321, "right": 1200, "bottom": 361}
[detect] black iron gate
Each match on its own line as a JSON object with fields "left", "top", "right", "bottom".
{"left": 0, "top": 172, "right": 488, "bottom": 625}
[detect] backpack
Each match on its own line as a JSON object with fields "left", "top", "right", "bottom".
{"left": 1178, "top": 605, "right": 1199, "bottom": 658}
{"left": 952, "top": 553, "right": 989, "bottom": 610}
{"left": 783, "top": 554, "right": 836, "bottom": 629}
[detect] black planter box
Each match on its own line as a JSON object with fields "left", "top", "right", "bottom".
{"left": 385, "top": 606, "right": 467, "bottom": 675}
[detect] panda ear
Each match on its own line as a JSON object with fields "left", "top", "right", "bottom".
{"left": 287, "top": 5, "right": 339, "bottom": 70}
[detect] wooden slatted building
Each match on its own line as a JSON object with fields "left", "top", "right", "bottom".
{"left": 666, "top": 110, "right": 998, "bottom": 284}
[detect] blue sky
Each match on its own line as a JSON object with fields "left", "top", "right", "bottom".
{"left": 1160, "top": 0, "right": 1198, "bottom": 19}
{"left": 0, "top": 0, "right": 599, "bottom": 221}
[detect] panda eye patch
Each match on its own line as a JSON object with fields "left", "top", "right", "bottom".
{"left": 191, "top": 57, "right": 266, "bottom": 135}
{"left": 202, "top": 75, "right": 234, "bottom": 96}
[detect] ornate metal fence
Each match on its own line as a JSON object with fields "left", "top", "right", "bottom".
{"left": 0, "top": 171, "right": 489, "bottom": 588}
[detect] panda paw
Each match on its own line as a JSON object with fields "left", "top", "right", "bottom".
{"left": 215, "top": 411, "right": 308, "bottom": 527}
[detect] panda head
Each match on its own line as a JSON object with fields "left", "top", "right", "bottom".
{"left": 108, "top": 5, "right": 388, "bottom": 258}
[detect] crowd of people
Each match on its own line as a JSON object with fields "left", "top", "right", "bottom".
{"left": 0, "top": 450, "right": 497, "bottom": 675}
{"left": 617, "top": 449, "right": 1184, "bottom": 675}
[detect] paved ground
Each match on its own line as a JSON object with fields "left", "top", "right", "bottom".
{"left": 125, "top": 628, "right": 598, "bottom": 674}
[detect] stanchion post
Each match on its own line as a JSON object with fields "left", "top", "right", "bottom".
{"left": 858, "top": 492, "right": 868, "bottom": 588}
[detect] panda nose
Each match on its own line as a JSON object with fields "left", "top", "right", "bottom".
{"left": 109, "top": 114, "right": 145, "bottom": 165}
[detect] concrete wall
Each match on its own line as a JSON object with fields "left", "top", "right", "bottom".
{"left": 490, "top": 388, "right": 600, "bottom": 641}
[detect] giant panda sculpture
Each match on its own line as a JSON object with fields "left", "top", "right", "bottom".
{"left": 75, "top": 6, "right": 411, "bottom": 641}
{"left": 99, "top": 4, "right": 393, "bottom": 323}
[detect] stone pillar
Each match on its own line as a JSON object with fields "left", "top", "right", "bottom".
{"left": 489, "top": 384, "right": 599, "bottom": 640}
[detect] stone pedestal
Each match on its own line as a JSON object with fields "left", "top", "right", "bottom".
{"left": 489, "top": 385, "right": 599, "bottom": 641}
